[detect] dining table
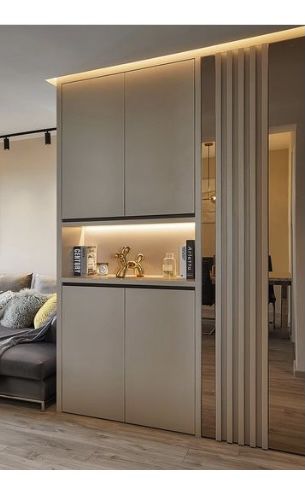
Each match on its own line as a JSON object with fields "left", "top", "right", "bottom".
{"left": 209, "top": 270, "right": 292, "bottom": 329}
{"left": 269, "top": 272, "right": 292, "bottom": 329}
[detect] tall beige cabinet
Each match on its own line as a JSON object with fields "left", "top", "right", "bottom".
{"left": 57, "top": 58, "right": 200, "bottom": 435}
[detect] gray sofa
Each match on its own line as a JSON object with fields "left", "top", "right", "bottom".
{"left": 0, "top": 273, "right": 57, "bottom": 410}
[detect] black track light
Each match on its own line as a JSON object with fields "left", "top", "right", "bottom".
{"left": 45, "top": 130, "right": 51, "bottom": 145}
{"left": 4, "top": 137, "right": 10, "bottom": 150}
{"left": 0, "top": 128, "right": 56, "bottom": 148}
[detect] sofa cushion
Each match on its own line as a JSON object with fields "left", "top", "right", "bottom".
{"left": 0, "top": 273, "right": 32, "bottom": 293}
{"left": 1, "top": 289, "right": 49, "bottom": 329}
{"left": 0, "top": 342, "right": 56, "bottom": 381}
{"left": 31, "top": 274, "right": 56, "bottom": 295}
{"left": 34, "top": 294, "right": 57, "bottom": 329}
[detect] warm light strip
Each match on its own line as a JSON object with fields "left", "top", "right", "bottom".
{"left": 84, "top": 222, "right": 195, "bottom": 233}
{"left": 47, "top": 27, "right": 304, "bottom": 86}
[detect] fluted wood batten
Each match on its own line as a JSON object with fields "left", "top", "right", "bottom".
{"left": 215, "top": 45, "right": 269, "bottom": 448}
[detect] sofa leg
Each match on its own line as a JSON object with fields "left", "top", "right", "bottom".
{"left": 40, "top": 401, "right": 46, "bottom": 412}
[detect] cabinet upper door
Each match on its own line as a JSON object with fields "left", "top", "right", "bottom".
{"left": 125, "top": 288, "right": 195, "bottom": 434}
{"left": 62, "top": 285, "right": 124, "bottom": 421}
{"left": 61, "top": 74, "right": 124, "bottom": 219}
{"left": 125, "top": 60, "right": 195, "bottom": 216}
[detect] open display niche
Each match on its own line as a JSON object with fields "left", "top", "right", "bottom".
{"left": 61, "top": 219, "right": 196, "bottom": 286}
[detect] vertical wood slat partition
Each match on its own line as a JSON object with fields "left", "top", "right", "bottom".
{"left": 249, "top": 47, "right": 257, "bottom": 447}
{"left": 215, "top": 45, "right": 269, "bottom": 448}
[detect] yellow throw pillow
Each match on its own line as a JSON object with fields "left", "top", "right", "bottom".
{"left": 34, "top": 293, "right": 57, "bottom": 329}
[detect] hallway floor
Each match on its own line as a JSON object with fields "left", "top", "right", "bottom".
{"left": 269, "top": 330, "right": 305, "bottom": 455}
{"left": 201, "top": 318, "right": 305, "bottom": 456}
{"left": 0, "top": 400, "right": 303, "bottom": 469}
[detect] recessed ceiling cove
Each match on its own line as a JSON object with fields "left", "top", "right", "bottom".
{"left": 0, "top": 25, "right": 293, "bottom": 134}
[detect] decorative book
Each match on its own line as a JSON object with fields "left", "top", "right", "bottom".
{"left": 73, "top": 246, "right": 82, "bottom": 276}
{"left": 73, "top": 246, "right": 97, "bottom": 276}
{"left": 186, "top": 240, "right": 195, "bottom": 279}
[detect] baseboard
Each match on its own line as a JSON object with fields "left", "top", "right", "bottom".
{"left": 293, "top": 361, "right": 305, "bottom": 378}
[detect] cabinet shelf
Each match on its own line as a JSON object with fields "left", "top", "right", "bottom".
{"left": 62, "top": 221, "right": 195, "bottom": 281}
{"left": 61, "top": 275, "right": 195, "bottom": 288}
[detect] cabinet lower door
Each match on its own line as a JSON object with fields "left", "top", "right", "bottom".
{"left": 62, "top": 286, "right": 124, "bottom": 421}
{"left": 125, "top": 288, "right": 195, "bottom": 434}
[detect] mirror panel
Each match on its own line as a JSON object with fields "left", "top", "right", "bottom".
{"left": 201, "top": 56, "right": 216, "bottom": 439}
{"left": 268, "top": 39, "right": 305, "bottom": 455}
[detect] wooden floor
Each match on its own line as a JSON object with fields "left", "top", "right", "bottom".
{"left": 201, "top": 319, "right": 305, "bottom": 456}
{"left": 201, "top": 326, "right": 216, "bottom": 439}
{"left": 0, "top": 318, "right": 303, "bottom": 469}
{"left": 269, "top": 331, "right": 305, "bottom": 455}
{"left": 0, "top": 400, "right": 304, "bottom": 470}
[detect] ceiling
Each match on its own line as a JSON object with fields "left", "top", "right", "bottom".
{"left": 0, "top": 25, "right": 293, "bottom": 135}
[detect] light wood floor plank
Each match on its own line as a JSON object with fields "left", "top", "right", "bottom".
{"left": 0, "top": 401, "right": 303, "bottom": 470}
{"left": 202, "top": 323, "right": 305, "bottom": 456}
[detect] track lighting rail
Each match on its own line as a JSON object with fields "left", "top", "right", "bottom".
{"left": 0, "top": 127, "right": 57, "bottom": 150}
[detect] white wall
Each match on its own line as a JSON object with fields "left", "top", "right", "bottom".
{"left": 269, "top": 148, "right": 290, "bottom": 319}
{"left": 0, "top": 136, "right": 56, "bottom": 277}
{"left": 269, "top": 148, "right": 290, "bottom": 275}
{"left": 269, "top": 38, "right": 305, "bottom": 373}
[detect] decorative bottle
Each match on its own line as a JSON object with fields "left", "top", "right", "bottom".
{"left": 162, "top": 252, "right": 177, "bottom": 279}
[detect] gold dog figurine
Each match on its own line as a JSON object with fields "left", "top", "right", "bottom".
{"left": 115, "top": 246, "right": 144, "bottom": 278}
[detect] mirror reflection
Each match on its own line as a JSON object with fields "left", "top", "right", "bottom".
{"left": 268, "top": 130, "right": 305, "bottom": 455}
{"left": 201, "top": 140, "right": 216, "bottom": 438}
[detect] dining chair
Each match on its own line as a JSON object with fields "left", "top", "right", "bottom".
{"left": 269, "top": 255, "right": 276, "bottom": 328}
{"left": 202, "top": 257, "right": 215, "bottom": 335}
